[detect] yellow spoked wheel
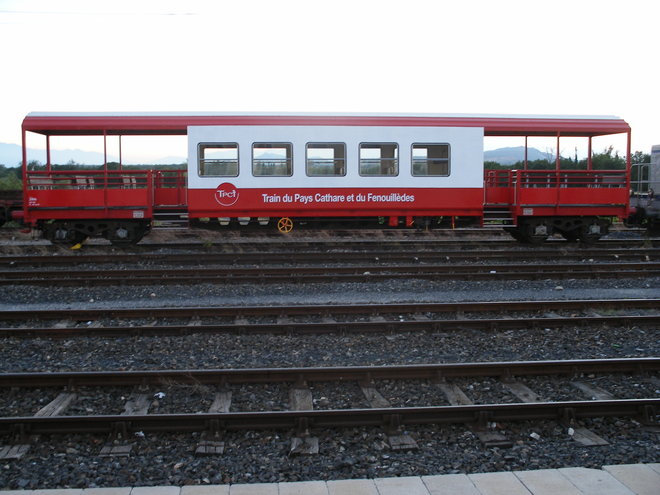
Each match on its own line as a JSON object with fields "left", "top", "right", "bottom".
{"left": 277, "top": 217, "right": 294, "bottom": 234}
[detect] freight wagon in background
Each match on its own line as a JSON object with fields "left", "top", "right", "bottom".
{"left": 628, "top": 144, "right": 660, "bottom": 234}
{"left": 16, "top": 112, "right": 632, "bottom": 245}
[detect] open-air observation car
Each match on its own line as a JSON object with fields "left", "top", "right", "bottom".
{"left": 18, "top": 112, "right": 631, "bottom": 245}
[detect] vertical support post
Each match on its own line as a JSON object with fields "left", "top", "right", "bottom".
{"left": 626, "top": 130, "right": 632, "bottom": 200}
{"left": 555, "top": 133, "right": 561, "bottom": 207}
{"left": 103, "top": 130, "right": 108, "bottom": 171}
{"left": 524, "top": 136, "right": 528, "bottom": 170}
{"left": 46, "top": 135, "right": 51, "bottom": 172}
{"left": 103, "top": 130, "right": 108, "bottom": 213}
{"left": 21, "top": 128, "right": 28, "bottom": 220}
{"left": 587, "top": 136, "right": 593, "bottom": 171}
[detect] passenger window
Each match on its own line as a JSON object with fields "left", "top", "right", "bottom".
{"left": 306, "top": 143, "right": 346, "bottom": 176}
{"left": 359, "top": 143, "right": 398, "bottom": 176}
{"left": 198, "top": 143, "right": 238, "bottom": 177}
{"left": 252, "top": 143, "right": 293, "bottom": 176}
{"left": 412, "top": 143, "right": 450, "bottom": 176}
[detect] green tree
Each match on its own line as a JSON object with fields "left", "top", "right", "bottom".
{"left": 583, "top": 146, "right": 626, "bottom": 170}
{"left": 632, "top": 151, "right": 650, "bottom": 164}
{"left": 0, "top": 165, "right": 22, "bottom": 190}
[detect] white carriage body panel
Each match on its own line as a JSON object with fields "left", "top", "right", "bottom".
{"left": 187, "top": 125, "right": 484, "bottom": 190}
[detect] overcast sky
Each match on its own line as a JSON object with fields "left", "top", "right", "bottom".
{"left": 0, "top": 0, "right": 656, "bottom": 161}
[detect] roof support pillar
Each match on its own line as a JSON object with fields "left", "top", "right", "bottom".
{"left": 626, "top": 130, "right": 632, "bottom": 193}
{"left": 103, "top": 130, "right": 107, "bottom": 172}
{"left": 21, "top": 128, "right": 27, "bottom": 194}
{"left": 46, "top": 135, "right": 51, "bottom": 172}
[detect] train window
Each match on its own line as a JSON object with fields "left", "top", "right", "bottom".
{"left": 412, "top": 143, "right": 450, "bottom": 176}
{"left": 359, "top": 143, "right": 398, "bottom": 176}
{"left": 306, "top": 143, "right": 346, "bottom": 176}
{"left": 198, "top": 143, "right": 239, "bottom": 177}
{"left": 252, "top": 143, "right": 293, "bottom": 176}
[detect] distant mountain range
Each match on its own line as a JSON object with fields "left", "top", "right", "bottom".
{"left": 1, "top": 142, "right": 551, "bottom": 168}
{"left": 484, "top": 146, "right": 553, "bottom": 165}
{"left": 0, "top": 142, "right": 185, "bottom": 167}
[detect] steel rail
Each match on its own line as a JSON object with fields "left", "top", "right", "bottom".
{"left": 1, "top": 399, "right": 657, "bottom": 436}
{"left": 0, "top": 298, "right": 657, "bottom": 322}
{"left": 0, "top": 247, "right": 657, "bottom": 267}
{"left": 1, "top": 233, "right": 654, "bottom": 251}
{"left": 0, "top": 262, "right": 658, "bottom": 286}
{"left": 1, "top": 314, "right": 658, "bottom": 338}
{"left": 1, "top": 358, "right": 657, "bottom": 388}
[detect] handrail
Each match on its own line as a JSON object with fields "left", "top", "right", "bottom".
{"left": 485, "top": 169, "right": 627, "bottom": 188}
{"left": 26, "top": 169, "right": 186, "bottom": 190}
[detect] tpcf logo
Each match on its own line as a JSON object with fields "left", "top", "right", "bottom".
{"left": 214, "top": 182, "right": 239, "bottom": 206}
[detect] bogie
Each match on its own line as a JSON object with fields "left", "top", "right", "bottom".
{"left": 507, "top": 216, "right": 610, "bottom": 244}
{"left": 40, "top": 220, "right": 150, "bottom": 246}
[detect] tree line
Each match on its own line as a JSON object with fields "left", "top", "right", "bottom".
{"left": 485, "top": 148, "right": 650, "bottom": 171}
{"left": 0, "top": 150, "right": 652, "bottom": 190}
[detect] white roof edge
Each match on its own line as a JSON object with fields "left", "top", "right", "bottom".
{"left": 25, "top": 111, "right": 624, "bottom": 120}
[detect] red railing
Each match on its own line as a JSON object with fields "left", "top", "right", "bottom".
{"left": 26, "top": 170, "right": 152, "bottom": 190}
{"left": 485, "top": 169, "right": 629, "bottom": 217}
{"left": 23, "top": 169, "right": 188, "bottom": 221}
{"left": 485, "top": 169, "right": 627, "bottom": 189}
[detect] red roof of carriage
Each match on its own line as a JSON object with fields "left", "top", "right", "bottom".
{"left": 22, "top": 112, "right": 631, "bottom": 137}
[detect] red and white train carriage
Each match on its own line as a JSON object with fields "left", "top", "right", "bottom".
{"left": 18, "top": 112, "right": 632, "bottom": 245}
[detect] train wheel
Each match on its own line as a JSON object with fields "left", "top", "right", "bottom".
{"left": 44, "top": 222, "right": 87, "bottom": 245}
{"left": 577, "top": 220, "right": 606, "bottom": 244}
{"left": 106, "top": 221, "right": 148, "bottom": 246}
{"left": 519, "top": 219, "right": 549, "bottom": 244}
{"left": 277, "top": 217, "right": 294, "bottom": 234}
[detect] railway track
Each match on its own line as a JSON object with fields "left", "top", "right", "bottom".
{"left": 0, "top": 359, "right": 657, "bottom": 449}
{"left": 0, "top": 246, "right": 658, "bottom": 268}
{"left": 1, "top": 234, "right": 657, "bottom": 256}
{"left": 0, "top": 298, "right": 658, "bottom": 338}
{"left": 1, "top": 261, "right": 658, "bottom": 286}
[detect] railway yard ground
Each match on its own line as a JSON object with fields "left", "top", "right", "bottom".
{"left": 0, "top": 226, "right": 658, "bottom": 491}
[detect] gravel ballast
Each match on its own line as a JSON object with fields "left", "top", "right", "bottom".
{"left": 0, "top": 267, "right": 658, "bottom": 489}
